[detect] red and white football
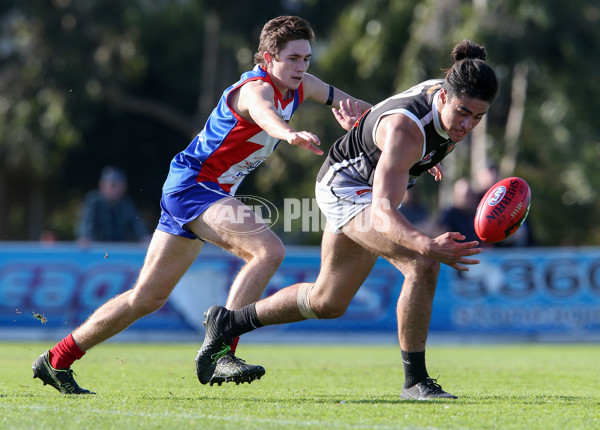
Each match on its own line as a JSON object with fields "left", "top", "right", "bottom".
{"left": 474, "top": 177, "right": 531, "bottom": 243}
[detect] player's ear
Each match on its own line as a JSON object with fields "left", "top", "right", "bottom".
{"left": 439, "top": 88, "right": 447, "bottom": 104}
{"left": 264, "top": 52, "right": 273, "bottom": 67}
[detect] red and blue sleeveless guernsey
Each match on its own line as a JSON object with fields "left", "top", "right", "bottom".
{"left": 163, "top": 65, "right": 304, "bottom": 195}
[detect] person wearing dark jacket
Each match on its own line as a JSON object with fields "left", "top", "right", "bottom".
{"left": 77, "top": 166, "right": 149, "bottom": 244}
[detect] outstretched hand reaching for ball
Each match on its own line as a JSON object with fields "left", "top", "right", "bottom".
{"left": 428, "top": 232, "right": 482, "bottom": 271}
{"left": 286, "top": 130, "right": 323, "bottom": 155}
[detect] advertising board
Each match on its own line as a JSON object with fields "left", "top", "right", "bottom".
{"left": 1, "top": 243, "right": 598, "bottom": 342}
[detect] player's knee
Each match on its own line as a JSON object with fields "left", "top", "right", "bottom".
{"left": 297, "top": 282, "right": 349, "bottom": 319}
{"left": 254, "top": 237, "right": 286, "bottom": 268}
{"left": 297, "top": 282, "right": 345, "bottom": 319}
{"left": 312, "top": 300, "right": 347, "bottom": 319}
{"left": 266, "top": 238, "right": 286, "bottom": 266}
{"left": 239, "top": 235, "right": 285, "bottom": 268}
{"left": 130, "top": 292, "right": 168, "bottom": 316}
{"left": 407, "top": 254, "right": 440, "bottom": 281}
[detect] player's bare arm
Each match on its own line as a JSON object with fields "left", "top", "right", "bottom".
{"left": 302, "top": 73, "right": 371, "bottom": 131}
{"left": 370, "top": 113, "right": 429, "bottom": 246}
{"left": 302, "top": 73, "right": 371, "bottom": 111}
{"left": 235, "top": 79, "right": 323, "bottom": 155}
{"left": 371, "top": 114, "right": 481, "bottom": 271}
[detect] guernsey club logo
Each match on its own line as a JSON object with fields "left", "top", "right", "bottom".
{"left": 208, "top": 195, "right": 279, "bottom": 235}
{"left": 419, "top": 150, "right": 436, "bottom": 164}
{"left": 488, "top": 186, "right": 506, "bottom": 206}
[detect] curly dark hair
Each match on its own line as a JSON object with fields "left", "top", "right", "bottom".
{"left": 253, "top": 16, "right": 315, "bottom": 67}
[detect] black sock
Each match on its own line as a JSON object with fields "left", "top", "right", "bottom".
{"left": 401, "top": 349, "right": 428, "bottom": 388}
{"left": 221, "top": 303, "right": 263, "bottom": 342}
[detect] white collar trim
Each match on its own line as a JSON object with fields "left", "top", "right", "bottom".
{"left": 432, "top": 91, "right": 449, "bottom": 139}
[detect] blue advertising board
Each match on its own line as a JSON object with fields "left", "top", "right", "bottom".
{"left": 0, "top": 242, "right": 599, "bottom": 342}
{"left": 433, "top": 248, "right": 600, "bottom": 338}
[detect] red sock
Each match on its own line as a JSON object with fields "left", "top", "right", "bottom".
{"left": 230, "top": 336, "right": 240, "bottom": 355}
{"left": 48, "top": 334, "right": 86, "bottom": 369}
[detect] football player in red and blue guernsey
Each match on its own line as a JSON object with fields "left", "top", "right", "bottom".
{"left": 32, "top": 15, "right": 371, "bottom": 393}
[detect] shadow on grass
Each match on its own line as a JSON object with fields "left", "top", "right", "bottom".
{"left": 10, "top": 387, "right": 597, "bottom": 408}
{"left": 144, "top": 392, "right": 598, "bottom": 407}
{"left": 464, "top": 393, "right": 597, "bottom": 405}
{"left": 145, "top": 392, "right": 458, "bottom": 405}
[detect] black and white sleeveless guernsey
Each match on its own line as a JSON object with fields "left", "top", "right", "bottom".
{"left": 315, "top": 79, "right": 458, "bottom": 231}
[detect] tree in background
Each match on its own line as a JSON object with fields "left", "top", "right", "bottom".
{"left": 307, "top": 0, "right": 600, "bottom": 245}
{"left": 0, "top": 0, "right": 352, "bottom": 241}
{"left": 0, "top": 0, "right": 598, "bottom": 245}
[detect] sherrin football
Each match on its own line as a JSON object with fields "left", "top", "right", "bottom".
{"left": 474, "top": 177, "right": 531, "bottom": 243}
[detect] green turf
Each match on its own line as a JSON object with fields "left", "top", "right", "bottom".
{"left": 1, "top": 342, "right": 599, "bottom": 429}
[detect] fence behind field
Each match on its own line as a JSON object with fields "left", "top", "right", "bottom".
{"left": 1, "top": 242, "right": 599, "bottom": 343}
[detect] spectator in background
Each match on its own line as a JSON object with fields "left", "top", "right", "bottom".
{"left": 437, "top": 177, "right": 479, "bottom": 244}
{"left": 475, "top": 163, "right": 500, "bottom": 201}
{"left": 76, "top": 166, "right": 149, "bottom": 244}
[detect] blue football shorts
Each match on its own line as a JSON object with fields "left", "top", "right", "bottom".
{"left": 157, "top": 182, "right": 231, "bottom": 240}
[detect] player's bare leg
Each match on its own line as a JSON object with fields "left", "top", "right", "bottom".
{"left": 256, "top": 226, "right": 378, "bottom": 324}
{"left": 189, "top": 197, "right": 286, "bottom": 310}
{"left": 33, "top": 230, "right": 203, "bottom": 394}
{"left": 195, "top": 225, "right": 377, "bottom": 386}
{"left": 341, "top": 207, "right": 457, "bottom": 400}
{"left": 72, "top": 231, "right": 203, "bottom": 348}
{"left": 189, "top": 198, "right": 283, "bottom": 385}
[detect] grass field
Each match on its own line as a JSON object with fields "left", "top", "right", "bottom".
{"left": 1, "top": 342, "right": 599, "bottom": 429}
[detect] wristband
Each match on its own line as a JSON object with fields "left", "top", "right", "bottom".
{"left": 325, "top": 85, "right": 334, "bottom": 106}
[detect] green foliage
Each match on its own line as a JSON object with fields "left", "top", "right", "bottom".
{"left": 0, "top": 0, "right": 598, "bottom": 244}
{"left": 2, "top": 342, "right": 600, "bottom": 429}
{"left": 477, "top": 0, "right": 600, "bottom": 245}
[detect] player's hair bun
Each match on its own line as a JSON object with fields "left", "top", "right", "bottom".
{"left": 452, "top": 40, "right": 487, "bottom": 62}
{"left": 444, "top": 39, "right": 497, "bottom": 102}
